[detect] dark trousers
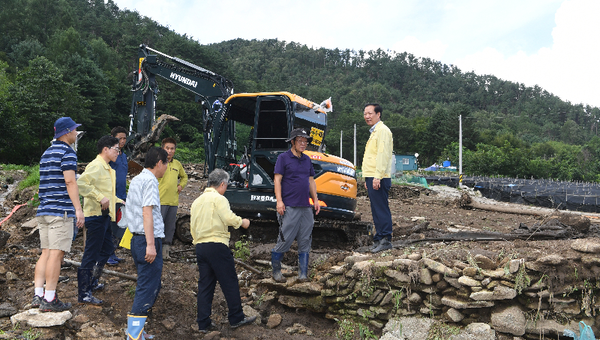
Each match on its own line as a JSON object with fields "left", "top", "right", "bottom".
{"left": 196, "top": 242, "right": 244, "bottom": 329}
{"left": 366, "top": 177, "right": 393, "bottom": 242}
{"left": 130, "top": 235, "right": 163, "bottom": 316}
{"left": 81, "top": 215, "right": 114, "bottom": 270}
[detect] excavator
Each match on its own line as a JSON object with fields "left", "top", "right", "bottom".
{"left": 126, "top": 44, "right": 370, "bottom": 245}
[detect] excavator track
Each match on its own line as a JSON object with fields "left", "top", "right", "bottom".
{"left": 175, "top": 214, "right": 372, "bottom": 248}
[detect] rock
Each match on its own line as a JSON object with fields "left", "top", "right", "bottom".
{"left": 380, "top": 290, "right": 397, "bottom": 306}
{"left": 491, "top": 305, "right": 526, "bottom": 336}
{"left": 408, "top": 253, "right": 422, "bottom": 261}
{"left": 385, "top": 269, "right": 411, "bottom": 283}
{"left": 267, "top": 314, "right": 282, "bottom": 329}
{"left": 444, "top": 277, "right": 462, "bottom": 289}
{"left": 287, "top": 282, "right": 322, "bottom": 294}
{"left": 286, "top": 323, "right": 313, "bottom": 336}
{"left": 380, "top": 333, "right": 402, "bottom": 340}
{"left": 383, "top": 317, "right": 433, "bottom": 340}
{"left": 328, "top": 265, "right": 347, "bottom": 274}
{"left": 0, "top": 303, "right": 17, "bottom": 318}
{"left": 0, "top": 265, "right": 6, "bottom": 275}
{"left": 419, "top": 268, "right": 432, "bottom": 285}
{"left": 493, "top": 285, "right": 517, "bottom": 300}
{"left": 5, "top": 272, "right": 18, "bottom": 281}
{"left": 536, "top": 254, "right": 566, "bottom": 266}
{"left": 480, "top": 268, "right": 506, "bottom": 279}
{"left": 525, "top": 318, "right": 594, "bottom": 337}
{"left": 242, "top": 305, "right": 262, "bottom": 325}
{"left": 509, "top": 259, "right": 521, "bottom": 273}
{"left": 470, "top": 290, "right": 494, "bottom": 301}
{"left": 392, "top": 259, "right": 418, "bottom": 270}
{"left": 345, "top": 254, "right": 371, "bottom": 265}
{"left": 458, "top": 276, "right": 481, "bottom": 287}
{"left": 449, "top": 322, "right": 495, "bottom": 340}
{"left": 474, "top": 254, "right": 496, "bottom": 270}
{"left": 441, "top": 296, "right": 494, "bottom": 309}
{"left": 0, "top": 230, "right": 10, "bottom": 250}
{"left": 445, "top": 308, "right": 464, "bottom": 322}
{"left": 408, "top": 292, "right": 422, "bottom": 304}
{"left": 462, "top": 267, "right": 478, "bottom": 277}
{"left": 11, "top": 309, "right": 72, "bottom": 327}
{"left": 431, "top": 273, "right": 442, "bottom": 283}
{"left": 203, "top": 331, "right": 221, "bottom": 340}
{"left": 581, "top": 256, "right": 600, "bottom": 266}
{"left": 422, "top": 258, "right": 459, "bottom": 277}
{"left": 278, "top": 295, "right": 327, "bottom": 313}
{"left": 571, "top": 239, "right": 600, "bottom": 253}
{"left": 161, "top": 318, "right": 176, "bottom": 331}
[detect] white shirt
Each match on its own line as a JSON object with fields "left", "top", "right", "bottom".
{"left": 125, "top": 168, "right": 164, "bottom": 238}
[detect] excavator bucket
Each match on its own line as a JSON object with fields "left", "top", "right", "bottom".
{"left": 127, "top": 114, "right": 180, "bottom": 174}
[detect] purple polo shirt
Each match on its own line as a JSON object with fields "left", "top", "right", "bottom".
{"left": 274, "top": 149, "right": 315, "bottom": 207}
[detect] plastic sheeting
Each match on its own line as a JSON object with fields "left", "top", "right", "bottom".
{"left": 425, "top": 176, "right": 600, "bottom": 213}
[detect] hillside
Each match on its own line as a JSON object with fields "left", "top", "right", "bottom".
{"left": 1, "top": 0, "right": 599, "bottom": 181}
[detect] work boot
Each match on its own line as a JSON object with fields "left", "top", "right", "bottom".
{"left": 298, "top": 252, "right": 309, "bottom": 282}
{"left": 77, "top": 268, "right": 103, "bottom": 304}
{"left": 271, "top": 251, "right": 286, "bottom": 283}
{"left": 371, "top": 238, "right": 392, "bottom": 253}
{"left": 39, "top": 294, "right": 71, "bottom": 312}
{"left": 91, "top": 264, "right": 105, "bottom": 291}
{"left": 369, "top": 239, "right": 381, "bottom": 251}
{"left": 127, "top": 314, "right": 147, "bottom": 340}
{"left": 162, "top": 244, "right": 171, "bottom": 261}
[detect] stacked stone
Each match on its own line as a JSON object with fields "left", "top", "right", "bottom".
{"left": 259, "top": 239, "right": 600, "bottom": 338}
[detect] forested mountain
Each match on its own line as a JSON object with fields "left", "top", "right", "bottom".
{"left": 1, "top": 0, "right": 599, "bottom": 181}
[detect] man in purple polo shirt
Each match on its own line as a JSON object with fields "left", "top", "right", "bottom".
{"left": 271, "top": 128, "right": 320, "bottom": 283}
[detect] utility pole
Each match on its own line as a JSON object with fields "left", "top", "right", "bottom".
{"left": 340, "top": 130, "right": 343, "bottom": 158}
{"left": 353, "top": 124, "right": 357, "bottom": 166}
{"left": 459, "top": 115, "right": 463, "bottom": 186}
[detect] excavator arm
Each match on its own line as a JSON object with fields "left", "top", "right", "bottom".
{"left": 126, "top": 44, "right": 233, "bottom": 167}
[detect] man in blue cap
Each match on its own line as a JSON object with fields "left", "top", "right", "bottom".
{"left": 33, "top": 117, "right": 85, "bottom": 312}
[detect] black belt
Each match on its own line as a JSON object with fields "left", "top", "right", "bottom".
{"left": 132, "top": 232, "right": 145, "bottom": 236}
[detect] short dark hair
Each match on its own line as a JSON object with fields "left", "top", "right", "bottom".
{"left": 364, "top": 103, "right": 383, "bottom": 119}
{"left": 161, "top": 137, "right": 177, "bottom": 147}
{"left": 145, "top": 147, "right": 168, "bottom": 168}
{"left": 97, "top": 135, "right": 119, "bottom": 154}
{"left": 111, "top": 126, "right": 128, "bottom": 137}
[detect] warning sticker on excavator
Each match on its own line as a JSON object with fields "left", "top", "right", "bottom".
{"left": 310, "top": 127, "right": 324, "bottom": 146}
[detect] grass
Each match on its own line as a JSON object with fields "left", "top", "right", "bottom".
{"left": 0, "top": 164, "right": 40, "bottom": 189}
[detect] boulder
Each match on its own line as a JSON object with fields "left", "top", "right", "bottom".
{"left": 11, "top": 309, "right": 72, "bottom": 327}
{"left": 491, "top": 305, "right": 526, "bottom": 336}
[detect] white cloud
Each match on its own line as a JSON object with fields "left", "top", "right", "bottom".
{"left": 453, "top": 0, "right": 600, "bottom": 107}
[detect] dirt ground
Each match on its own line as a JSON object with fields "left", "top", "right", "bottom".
{"left": 0, "top": 166, "right": 594, "bottom": 339}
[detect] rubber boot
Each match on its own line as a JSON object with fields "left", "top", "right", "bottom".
{"left": 91, "top": 264, "right": 104, "bottom": 291}
{"left": 77, "top": 268, "right": 103, "bottom": 304}
{"left": 271, "top": 251, "right": 286, "bottom": 283}
{"left": 298, "top": 252, "right": 309, "bottom": 282}
{"left": 127, "top": 315, "right": 147, "bottom": 340}
{"left": 162, "top": 244, "right": 171, "bottom": 261}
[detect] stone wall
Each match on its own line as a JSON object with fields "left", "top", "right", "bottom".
{"left": 257, "top": 239, "right": 600, "bottom": 339}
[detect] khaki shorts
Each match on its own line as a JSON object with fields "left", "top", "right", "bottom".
{"left": 38, "top": 214, "right": 74, "bottom": 252}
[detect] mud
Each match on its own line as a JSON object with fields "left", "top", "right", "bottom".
{"left": 0, "top": 166, "right": 596, "bottom": 339}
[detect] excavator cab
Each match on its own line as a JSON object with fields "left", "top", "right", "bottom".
{"left": 206, "top": 92, "right": 357, "bottom": 221}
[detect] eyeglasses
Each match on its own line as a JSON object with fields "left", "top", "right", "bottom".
{"left": 296, "top": 140, "right": 309, "bottom": 145}
{"left": 110, "top": 146, "right": 120, "bottom": 151}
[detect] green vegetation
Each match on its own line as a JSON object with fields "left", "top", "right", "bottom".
{"left": 1, "top": 0, "right": 599, "bottom": 183}
{"left": 0, "top": 164, "right": 39, "bottom": 189}
{"left": 426, "top": 322, "right": 461, "bottom": 340}
{"left": 335, "top": 318, "right": 378, "bottom": 340}
{"left": 233, "top": 236, "right": 251, "bottom": 262}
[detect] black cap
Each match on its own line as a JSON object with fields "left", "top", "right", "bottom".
{"left": 286, "top": 128, "right": 313, "bottom": 143}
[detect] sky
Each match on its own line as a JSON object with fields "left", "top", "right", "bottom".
{"left": 109, "top": 0, "right": 600, "bottom": 108}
